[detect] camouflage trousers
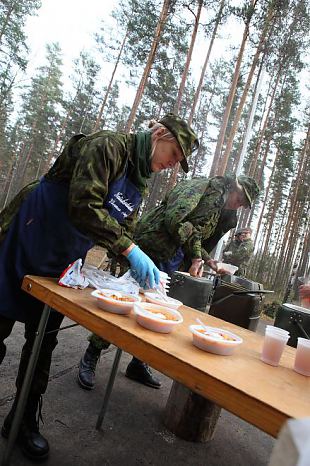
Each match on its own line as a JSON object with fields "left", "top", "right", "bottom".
{"left": 0, "top": 310, "right": 64, "bottom": 395}
{"left": 87, "top": 334, "right": 140, "bottom": 365}
{"left": 88, "top": 333, "right": 111, "bottom": 351}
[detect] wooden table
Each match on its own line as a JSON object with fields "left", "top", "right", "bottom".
{"left": 2, "top": 275, "right": 310, "bottom": 464}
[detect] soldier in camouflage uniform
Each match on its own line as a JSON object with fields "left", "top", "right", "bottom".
{"left": 134, "top": 175, "right": 259, "bottom": 276}
{"left": 222, "top": 227, "right": 254, "bottom": 277}
{"left": 0, "top": 113, "right": 198, "bottom": 460}
{"left": 82, "top": 174, "right": 260, "bottom": 390}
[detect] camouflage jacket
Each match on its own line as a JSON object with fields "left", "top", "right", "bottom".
{"left": 222, "top": 238, "right": 254, "bottom": 274}
{"left": 134, "top": 176, "right": 234, "bottom": 263}
{"left": 0, "top": 131, "right": 151, "bottom": 255}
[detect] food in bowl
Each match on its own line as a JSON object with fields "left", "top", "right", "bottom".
{"left": 144, "top": 292, "right": 182, "bottom": 310}
{"left": 91, "top": 289, "right": 140, "bottom": 315}
{"left": 196, "top": 328, "right": 237, "bottom": 341}
{"left": 133, "top": 302, "right": 183, "bottom": 333}
{"left": 189, "top": 324, "right": 243, "bottom": 355}
{"left": 96, "top": 291, "right": 133, "bottom": 302}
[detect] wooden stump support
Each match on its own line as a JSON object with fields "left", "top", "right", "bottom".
{"left": 163, "top": 381, "right": 221, "bottom": 442}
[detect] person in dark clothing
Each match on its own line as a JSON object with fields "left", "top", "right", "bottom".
{"left": 0, "top": 113, "right": 198, "bottom": 460}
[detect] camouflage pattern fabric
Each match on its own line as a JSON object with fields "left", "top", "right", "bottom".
{"left": 135, "top": 176, "right": 234, "bottom": 264}
{"left": 237, "top": 175, "right": 260, "bottom": 208}
{"left": 86, "top": 177, "right": 236, "bottom": 352}
{"left": 88, "top": 333, "right": 111, "bottom": 351}
{"left": 0, "top": 131, "right": 152, "bottom": 255}
{"left": 222, "top": 237, "right": 254, "bottom": 277}
{"left": 181, "top": 209, "right": 238, "bottom": 271}
{"left": 159, "top": 113, "right": 199, "bottom": 173}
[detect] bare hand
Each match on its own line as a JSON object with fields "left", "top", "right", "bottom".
{"left": 206, "top": 259, "right": 218, "bottom": 272}
{"left": 189, "top": 259, "right": 204, "bottom": 277}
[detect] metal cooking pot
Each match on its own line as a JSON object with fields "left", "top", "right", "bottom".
{"left": 274, "top": 303, "right": 310, "bottom": 347}
{"left": 168, "top": 272, "right": 214, "bottom": 312}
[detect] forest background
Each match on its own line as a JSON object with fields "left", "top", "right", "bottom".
{"left": 0, "top": 0, "right": 309, "bottom": 304}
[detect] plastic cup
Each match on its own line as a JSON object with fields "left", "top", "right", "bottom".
{"left": 261, "top": 327, "right": 289, "bottom": 366}
{"left": 293, "top": 338, "right": 310, "bottom": 376}
{"left": 266, "top": 325, "right": 290, "bottom": 337}
{"left": 216, "top": 262, "right": 239, "bottom": 275}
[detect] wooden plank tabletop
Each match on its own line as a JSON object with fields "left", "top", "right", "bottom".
{"left": 22, "top": 275, "right": 310, "bottom": 437}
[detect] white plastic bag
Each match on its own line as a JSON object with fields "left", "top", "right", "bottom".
{"left": 82, "top": 265, "right": 140, "bottom": 296}
{"left": 58, "top": 259, "right": 89, "bottom": 289}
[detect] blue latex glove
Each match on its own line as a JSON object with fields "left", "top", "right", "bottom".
{"left": 127, "top": 246, "right": 160, "bottom": 289}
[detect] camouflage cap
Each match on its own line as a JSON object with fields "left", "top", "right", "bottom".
{"left": 235, "top": 227, "right": 252, "bottom": 235}
{"left": 235, "top": 228, "right": 243, "bottom": 236}
{"left": 237, "top": 175, "right": 260, "bottom": 208}
{"left": 159, "top": 113, "right": 199, "bottom": 173}
{"left": 241, "top": 227, "right": 252, "bottom": 234}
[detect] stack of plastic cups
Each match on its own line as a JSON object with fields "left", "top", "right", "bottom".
{"left": 261, "top": 325, "right": 290, "bottom": 367}
{"left": 293, "top": 338, "right": 310, "bottom": 376}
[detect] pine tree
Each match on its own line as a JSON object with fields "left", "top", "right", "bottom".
{"left": 8, "top": 42, "right": 63, "bottom": 198}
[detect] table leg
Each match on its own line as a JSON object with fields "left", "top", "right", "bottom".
{"left": 96, "top": 347, "right": 122, "bottom": 431}
{"left": 1, "top": 304, "right": 52, "bottom": 466}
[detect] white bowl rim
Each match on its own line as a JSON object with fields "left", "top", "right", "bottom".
{"left": 91, "top": 289, "right": 140, "bottom": 305}
{"left": 143, "top": 292, "right": 182, "bottom": 306}
{"left": 189, "top": 324, "right": 243, "bottom": 345}
{"left": 133, "top": 302, "right": 183, "bottom": 324}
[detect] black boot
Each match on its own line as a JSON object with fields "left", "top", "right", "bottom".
{"left": 125, "top": 358, "right": 161, "bottom": 389}
{"left": 1, "top": 394, "right": 49, "bottom": 461}
{"left": 77, "top": 343, "right": 101, "bottom": 390}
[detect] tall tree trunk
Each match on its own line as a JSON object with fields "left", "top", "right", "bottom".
{"left": 192, "top": 126, "right": 206, "bottom": 177}
{"left": 174, "top": 0, "right": 203, "bottom": 114}
{"left": 188, "top": 0, "right": 225, "bottom": 126}
{"left": 234, "top": 59, "right": 264, "bottom": 175}
{"left": 256, "top": 187, "right": 281, "bottom": 283}
{"left": 125, "top": 0, "right": 171, "bottom": 132}
{"left": 1, "top": 150, "right": 20, "bottom": 208}
{"left": 219, "top": 2, "right": 276, "bottom": 176}
{"left": 143, "top": 173, "right": 162, "bottom": 212}
{"left": 269, "top": 197, "right": 289, "bottom": 286}
{"left": 19, "top": 143, "right": 34, "bottom": 187}
{"left": 93, "top": 25, "right": 129, "bottom": 132}
{"left": 0, "top": 2, "right": 15, "bottom": 45}
{"left": 167, "top": 0, "right": 203, "bottom": 189}
{"left": 248, "top": 68, "right": 282, "bottom": 178}
{"left": 253, "top": 148, "right": 279, "bottom": 250}
{"left": 210, "top": 0, "right": 257, "bottom": 177}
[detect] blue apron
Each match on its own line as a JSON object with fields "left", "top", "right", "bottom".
{"left": 0, "top": 172, "right": 142, "bottom": 323}
{"left": 158, "top": 246, "right": 185, "bottom": 275}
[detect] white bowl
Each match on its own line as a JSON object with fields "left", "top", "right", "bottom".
{"left": 189, "top": 325, "right": 243, "bottom": 355}
{"left": 144, "top": 292, "right": 183, "bottom": 310}
{"left": 217, "top": 262, "right": 239, "bottom": 275}
{"left": 133, "top": 302, "right": 183, "bottom": 333}
{"left": 91, "top": 289, "right": 141, "bottom": 315}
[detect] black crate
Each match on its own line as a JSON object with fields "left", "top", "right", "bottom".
{"left": 274, "top": 303, "right": 310, "bottom": 347}
{"left": 208, "top": 282, "right": 262, "bottom": 331}
{"left": 168, "top": 272, "right": 214, "bottom": 312}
